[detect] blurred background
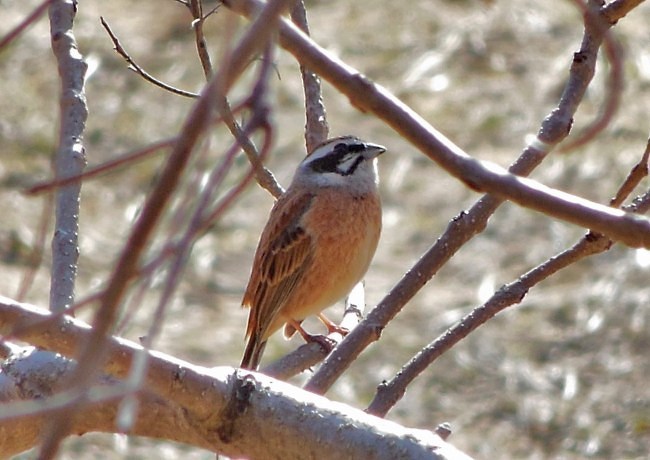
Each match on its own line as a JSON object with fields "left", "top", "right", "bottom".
{"left": 2, "top": 0, "right": 650, "bottom": 458}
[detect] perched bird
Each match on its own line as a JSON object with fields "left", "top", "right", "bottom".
{"left": 240, "top": 135, "right": 384, "bottom": 370}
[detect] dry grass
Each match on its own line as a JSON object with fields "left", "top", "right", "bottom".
{"left": 2, "top": 0, "right": 650, "bottom": 458}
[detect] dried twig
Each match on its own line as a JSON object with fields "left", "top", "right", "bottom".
{"left": 558, "top": 0, "right": 625, "bottom": 152}
{"left": 610, "top": 138, "right": 650, "bottom": 207}
{"left": 188, "top": 0, "right": 214, "bottom": 78}
{"left": 25, "top": 138, "right": 174, "bottom": 195}
{"left": 38, "top": 0, "right": 295, "bottom": 453}
{"left": 290, "top": 0, "right": 329, "bottom": 152}
{"left": 116, "top": 139, "right": 244, "bottom": 430}
{"left": 219, "top": 97, "right": 285, "bottom": 198}
{"left": 214, "top": 45, "right": 284, "bottom": 198}
{"left": 286, "top": 0, "right": 645, "bottom": 394}
{"left": 366, "top": 139, "right": 650, "bottom": 417}
{"left": 118, "top": 107, "right": 273, "bottom": 428}
{"left": 226, "top": 0, "right": 650, "bottom": 250}
{"left": 100, "top": 17, "right": 199, "bottom": 98}
{"left": 0, "top": 0, "right": 53, "bottom": 50}
{"left": 15, "top": 195, "right": 53, "bottom": 301}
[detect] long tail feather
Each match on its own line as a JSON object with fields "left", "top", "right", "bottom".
{"left": 240, "top": 337, "right": 267, "bottom": 370}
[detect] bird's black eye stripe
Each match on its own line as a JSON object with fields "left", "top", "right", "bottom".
{"left": 309, "top": 142, "right": 366, "bottom": 174}
{"left": 346, "top": 143, "right": 365, "bottom": 153}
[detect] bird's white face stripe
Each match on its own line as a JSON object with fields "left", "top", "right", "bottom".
{"left": 294, "top": 135, "right": 384, "bottom": 193}
{"left": 303, "top": 138, "right": 384, "bottom": 174}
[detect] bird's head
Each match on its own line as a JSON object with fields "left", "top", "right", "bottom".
{"left": 295, "top": 135, "right": 385, "bottom": 192}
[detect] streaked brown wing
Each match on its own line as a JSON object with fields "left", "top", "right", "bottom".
{"left": 243, "top": 191, "right": 315, "bottom": 340}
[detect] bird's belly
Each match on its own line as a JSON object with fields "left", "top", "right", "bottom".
{"left": 282, "top": 190, "right": 381, "bottom": 322}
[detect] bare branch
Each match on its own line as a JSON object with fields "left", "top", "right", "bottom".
{"left": 25, "top": 138, "right": 174, "bottom": 195}
{"left": 219, "top": 96, "right": 285, "bottom": 197}
{"left": 188, "top": 0, "right": 214, "bottom": 79}
{"left": 117, "top": 115, "right": 274, "bottom": 428}
{"left": 100, "top": 17, "right": 200, "bottom": 98}
{"left": 609, "top": 137, "right": 650, "bottom": 207}
{"left": 0, "top": 0, "right": 53, "bottom": 50}
{"left": 602, "top": 0, "right": 645, "bottom": 22}
{"left": 42, "top": 0, "right": 88, "bottom": 452}
{"left": 290, "top": 0, "right": 329, "bottom": 152}
{"left": 226, "top": 0, "right": 650, "bottom": 251}
{"left": 1, "top": 347, "right": 211, "bottom": 457}
{"left": 296, "top": 0, "right": 644, "bottom": 394}
{"left": 558, "top": 0, "right": 625, "bottom": 152}
{"left": 41, "top": 0, "right": 298, "bottom": 453}
{"left": 0, "top": 299, "right": 471, "bottom": 460}
{"left": 48, "top": 0, "right": 87, "bottom": 314}
{"left": 366, "top": 139, "right": 650, "bottom": 417}
{"left": 214, "top": 45, "right": 285, "bottom": 198}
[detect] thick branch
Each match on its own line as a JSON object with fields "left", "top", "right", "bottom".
{"left": 0, "top": 298, "right": 471, "bottom": 460}
{"left": 0, "top": 347, "right": 210, "bottom": 457}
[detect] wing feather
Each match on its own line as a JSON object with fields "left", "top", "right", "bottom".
{"left": 242, "top": 191, "right": 315, "bottom": 342}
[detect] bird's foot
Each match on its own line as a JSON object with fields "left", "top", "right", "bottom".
{"left": 305, "top": 333, "right": 337, "bottom": 354}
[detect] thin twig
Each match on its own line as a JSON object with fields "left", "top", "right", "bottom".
{"left": 100, "top": 17, "right": 200, "bottom": 98}
{"left": 290, "top": 0, "right": 329, "bottom": 152}
{"left": 188, "top": 0, "right": 214, "bottom": 79}
{"left": 219, "top": 96, "right": 285, "bottom": 198}
{"left": 26, "top": 138, "right": 175, "bottom": 195}
{"left": 214, "top": 46, "right": 284, "bottom": 198}
{"left": 366, "top": 137, "right": 650, "bottom": 417}
{"left": 610, "top": 137, "right": 650, "bottom": 207}
{"left": 117, "top": 139, "right": 243, "bottom": 430}
{"left": 15, "top": 194, "right": 53, "bottom": 301}
{"left": 117, "top": 90, "right": 273, "bottom": 426}
{"left": 558, "top": 0, "right": 625, "bottom": 152}
{"left": 204, "top": 123, "right": 275, "bottom": 226}
{"left": 227, "top": 0, "right": 650, "bottom": 251}
{"left": 42, "top": 1, "right": 295, "bottom": 456}
{"left": 0, "top": 0, "right": 53, "bottom": 50}
{"left": 296, "top": 0, "right": 644, "bottom": 394}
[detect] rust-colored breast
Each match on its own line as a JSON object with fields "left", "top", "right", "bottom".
{"left": 278, "top": 187, "right": 381, "bottom": 327}
{"left": 242, "top": 185, "right": 381, "bottom": 342}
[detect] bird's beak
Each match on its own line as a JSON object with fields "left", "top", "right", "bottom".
{"left": 363, "top": 143, "right": 386, "bottom": 159}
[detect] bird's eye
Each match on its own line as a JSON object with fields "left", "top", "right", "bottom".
{"left": 334, "top": 143, "right": 348, "bottom": 154}
{"left": 347, "top": 143, "right": 365, "bottom": 153}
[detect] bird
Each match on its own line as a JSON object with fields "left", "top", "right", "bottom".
{"left": 240, "top": 135, "right": 384, "bottom": 370}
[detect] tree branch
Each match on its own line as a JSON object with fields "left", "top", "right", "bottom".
{"left": 299, "top": 0, "right": 645, "bottom": 394}
{"left": 0, "top": 0, "right": 53, "bottom": 50}
{"left": 0, "top": 298, "right": 471, "bottom": 460}
{"left": 365, "top": 136, "right": 650, "bottom": 416}
{"left": 48, "top": 0, "right": 87, "bottom": 313}
{"left": 188, "top": 0, "right": 214, "bottom": 79}
{"left": 38, "top": 0, "right": 297, "bottom": 454}
{"left": 290, "top": 0, "right": 329, "bottom": 152}
{"left": 225, "top": 0, "right": 650, "bottom": 251}
{"left": 100, "top": 17, "right": 200, "bottom": 98}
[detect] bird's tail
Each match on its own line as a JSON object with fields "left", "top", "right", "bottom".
{"left": 240, "top": 336, "right": 267, "bottom": 370}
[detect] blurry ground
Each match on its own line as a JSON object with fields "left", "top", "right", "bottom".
{"left": 2, "top": 0, "right": 650, "bottom": 458}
